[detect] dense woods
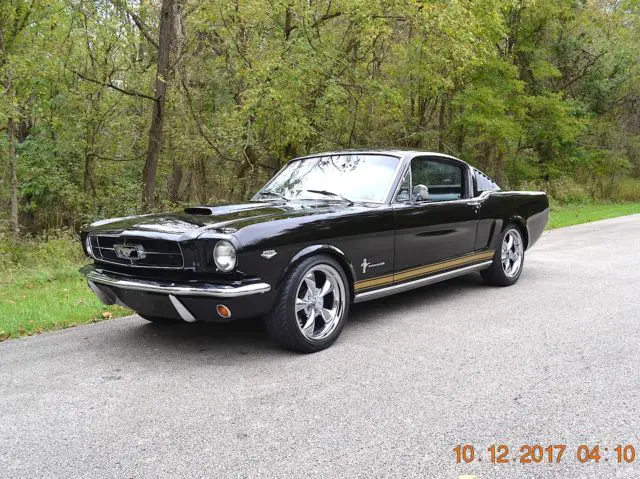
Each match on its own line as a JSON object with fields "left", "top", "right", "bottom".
{"left": 1, "top": 0, "right": 639, "bottom": 237}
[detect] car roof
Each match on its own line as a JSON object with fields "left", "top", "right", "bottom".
{"left": 291, "top": 150, "right": 464, "bottom": 164}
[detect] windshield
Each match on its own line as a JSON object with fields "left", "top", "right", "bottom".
{"left": 255, "top": 154, "right": 400, "bottom": 203}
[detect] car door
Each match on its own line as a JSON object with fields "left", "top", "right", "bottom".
{"left": 392, "top": 156, "right": 479, "bottom": 280}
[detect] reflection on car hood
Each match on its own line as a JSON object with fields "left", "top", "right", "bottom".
{"left": 83, "top": 201, "right": 347, "bottom": 239}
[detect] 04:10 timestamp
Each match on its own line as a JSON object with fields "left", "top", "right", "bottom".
{"left": 453, "top": 444, "right": 639, "bottom": 464}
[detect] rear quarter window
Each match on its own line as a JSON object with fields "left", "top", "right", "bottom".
{"left": 473, "top": 168, "right": 500, "bottom": 196}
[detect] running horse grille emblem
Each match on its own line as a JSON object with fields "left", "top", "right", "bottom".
{"left": 114, "top": 244, "right": 147, "bottom": 261}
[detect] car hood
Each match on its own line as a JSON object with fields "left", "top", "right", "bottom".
{"left": 83, "top": 201, "right": 347, "bottom": 240}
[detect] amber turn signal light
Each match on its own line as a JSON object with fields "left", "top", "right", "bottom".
{"left": 216, "top": 304, "right": 232, "bottom": 318}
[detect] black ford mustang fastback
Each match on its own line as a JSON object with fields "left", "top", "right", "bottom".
{"left": 81, "top": 151, "right": 548, "bottom": 352}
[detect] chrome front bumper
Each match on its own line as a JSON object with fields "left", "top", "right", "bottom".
{"left": 81, "top": 265, "right": 271, "bottom": 298}
{"left": 80, "top": 265, "right": 272, "bottom": 322}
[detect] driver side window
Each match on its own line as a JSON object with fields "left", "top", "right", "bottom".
{"left": 411, "top": 158, "right": 463, "bottom": 202}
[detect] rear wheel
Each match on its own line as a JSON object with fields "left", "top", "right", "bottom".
{"left": 481, "top": 224, "right": 525, "bottom": 286}
{"left": 264, "top": 255, "right": 350, "bottom": 353}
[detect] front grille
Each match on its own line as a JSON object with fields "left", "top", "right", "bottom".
{"left": 89, "top": 235, "right": 184, "bottom": 269}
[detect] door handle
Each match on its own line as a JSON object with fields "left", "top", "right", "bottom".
{"left": 467, "top": 201, "right": 481, "bottom": 211}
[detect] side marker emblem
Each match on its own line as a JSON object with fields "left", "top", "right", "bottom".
{"left": 361, "top": 258, "right": 385, "bottom": 274}
{"left": 361, "top": 258, "right": 370, "bottom": 274}
{"left": 261, "top": 250, "right": 277, "bottom": 259}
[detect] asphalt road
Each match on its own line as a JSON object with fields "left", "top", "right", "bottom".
{"left": 2, "top": 215, "right": 640, "bottom": 479}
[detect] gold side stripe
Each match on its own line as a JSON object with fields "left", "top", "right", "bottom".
{"left": 394, "top": 251, "right": 494, "bottom": 282}
{"left": 354, "top": 274, "right": 395, "bottom": 290}
{"left": 354, "top": 250, "right": 495, "bottom": 291}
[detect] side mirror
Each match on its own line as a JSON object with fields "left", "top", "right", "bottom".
{"left": 413, "top": 184, "right": 429, "bottom": 202}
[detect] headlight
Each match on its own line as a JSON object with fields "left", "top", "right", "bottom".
{"left": 213, "top": 240, "right": 237, "bottom": 272}
{"left": 85, "top": 236, "right": 94, "bottom": 258}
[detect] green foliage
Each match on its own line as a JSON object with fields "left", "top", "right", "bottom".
{"left": 0, "top": 230, "right": 84, "bottom": 277}
{"left": 613, "top": 178, "right": 640, "bottom": 203}
{"left": 0, "top": 231, "right": 130, "bottom": 339}
{"left": 544, "top": 178, "right": 591, "bottom": 206}
{"left": 0, "top": 0, "right": 639, "bottom": 235}
{"left": 0, "top": 230, "right": 129, "bottom": 341}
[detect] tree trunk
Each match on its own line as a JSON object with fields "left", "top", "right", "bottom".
{"left": 7, "top": 117, "right": 19, "bottom": 238}
{"left": 142, "top": 0, "right": 180, "bottom": 210}
{"left": 230, "top": 151, "right": 253, "bottom": 201}
{"left": 84, "top": 119, "right": 97, "bottom": 195}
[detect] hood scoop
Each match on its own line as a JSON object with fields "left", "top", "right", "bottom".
{"left": 184, "top": 203, "right": 275, "bottom": 216}
{"left": 184, "top": 206, "right": 214, "bottom": 215}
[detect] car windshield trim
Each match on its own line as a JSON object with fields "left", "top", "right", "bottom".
{"left": 253, "top": 153, "right": 404, "bottom": 205}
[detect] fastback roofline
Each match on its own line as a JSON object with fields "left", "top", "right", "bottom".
{"left": 291, "top": 150, "right": 462, "bottom": 163}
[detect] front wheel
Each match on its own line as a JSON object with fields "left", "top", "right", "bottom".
{"left": 264, "top": 255, "right": 350, "bottom": 353}
{"left": 481, "top": 224, "right": 525, "bottom": 286}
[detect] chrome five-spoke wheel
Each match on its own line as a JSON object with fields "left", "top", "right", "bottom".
{"left": 264, "top": 255, "right": 350, "bottom": 353}
{"left": 501, "top": 228, "right": 523, "bottom": 278}
{"left": 481, "top": 224, "right": 525, "bottom": 286}
{"left": 295, "top": 264, "right": 346, "bottom": 341}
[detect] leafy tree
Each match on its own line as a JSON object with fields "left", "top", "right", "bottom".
{"left": 1, "top": 0, "right": 639, "bottom": 235}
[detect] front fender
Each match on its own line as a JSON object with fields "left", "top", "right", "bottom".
{"left": 278, "top": 244, "right": 357, "bottom": 295}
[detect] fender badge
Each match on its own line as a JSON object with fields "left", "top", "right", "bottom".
{"left": 261, "top": 250, "right": 277, "bottom": 259}
{"left": 361, "top": 258, "right": 385, "bottom": 274}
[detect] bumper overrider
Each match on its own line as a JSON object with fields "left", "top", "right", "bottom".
{"left": 80, "top": 265, "right": 273, "bottom": 322}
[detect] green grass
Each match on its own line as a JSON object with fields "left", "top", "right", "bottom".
{"left": 0, "top": 236, "right": 130, "bottom": 341}
{"left": 548, "top": 202, "right": 640, "bottom": 229}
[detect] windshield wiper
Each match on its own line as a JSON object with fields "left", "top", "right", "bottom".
{"left": 305, "top": 189, "right": 354, "bottom": 206}
{"left": 256, "top": 190, "right": 287, "bottom": 201}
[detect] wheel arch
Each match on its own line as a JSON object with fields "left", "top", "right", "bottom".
{"left": 278, "top": 245, "right": 356, "bottom": 298}
{"left": 505, "top": 215, "right": 530, "bottom": 250}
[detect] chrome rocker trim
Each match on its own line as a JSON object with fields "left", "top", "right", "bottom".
{"left": 353, "top": 261, "right": 492, "bottom": 303}
{"left": 81, "top": 265, "right": 271, "bottom": 298}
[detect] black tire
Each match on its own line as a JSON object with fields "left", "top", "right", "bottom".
{"left": 264, "top": 254, "right": 350, "bottom": 353}
{"left": 139, "top": 314, "right": 181, "bottom": 324}
{"left": 481, "top": 223, "right": 526, "bottom": 286}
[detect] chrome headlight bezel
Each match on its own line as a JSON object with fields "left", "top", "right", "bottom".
{"left": 85, "top": 235, "right": 94, "bottom": 258}
{"left": 213, "top": 240, "right": 237, "bottom": 272}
